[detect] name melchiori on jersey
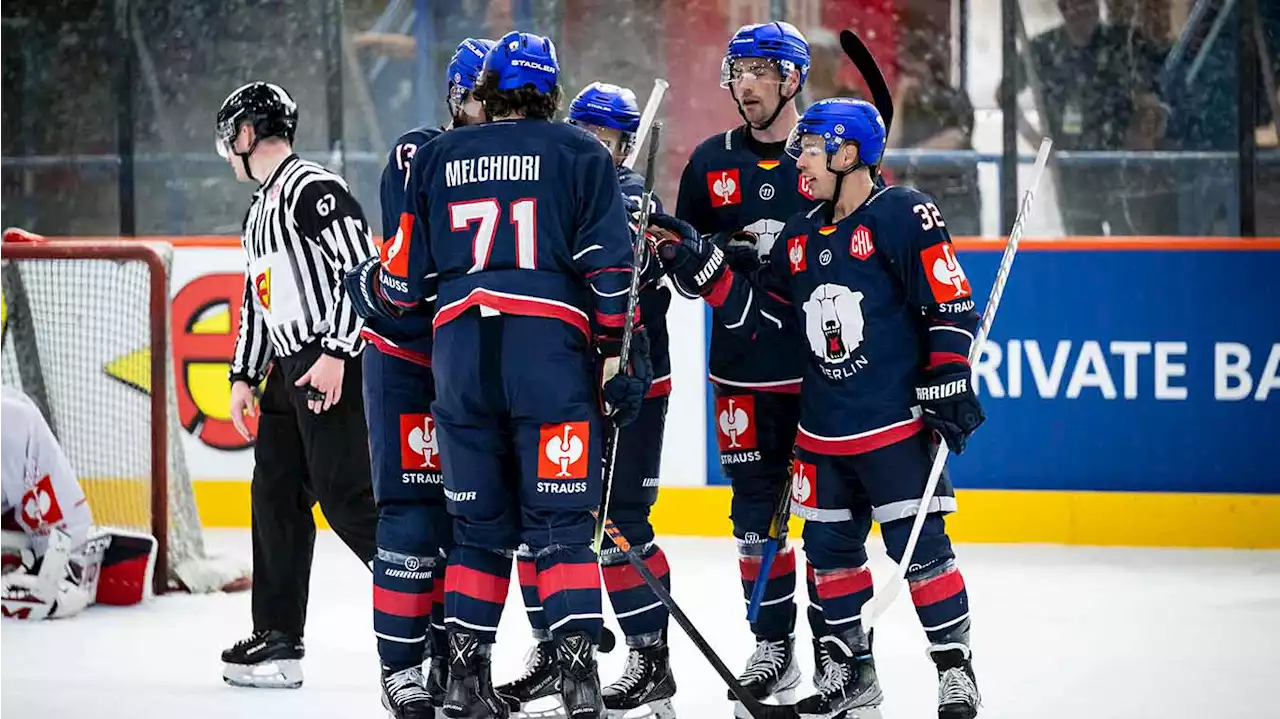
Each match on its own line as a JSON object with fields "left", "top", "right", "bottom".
{"left": 445, "top": 154, "right": 542, "bottom": 187}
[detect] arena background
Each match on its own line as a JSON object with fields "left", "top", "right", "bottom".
{"left": 2, "top": 0, "right": 1277, "bottom": 548}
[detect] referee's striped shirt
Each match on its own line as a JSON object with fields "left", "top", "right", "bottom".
{"left": 229, "top": 154, "right": 376, "bottom": 384}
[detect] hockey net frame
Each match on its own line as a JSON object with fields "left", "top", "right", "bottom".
{"left": 1, "top": 230, "right": 249, "bottom": 596}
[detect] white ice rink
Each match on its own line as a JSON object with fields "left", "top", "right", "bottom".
{"left": 3, "top": 530, "right": 1278, "bottom": 718}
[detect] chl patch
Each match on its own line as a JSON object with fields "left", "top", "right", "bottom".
{"left": 400, "top": 413, "right": 440, "bottom": 470}
{"left": 254, "top": 268, "right": 271, "bottom": 310}
{"left": 538, "top": 422, "right": 590, "bottom": 479}
{"left": 707, "top": 169, "right": 742, "bottom": 208}
{"left": 850, "top": 225, "right": 875, "bottom": 261}
{"left": 787, "top": 235, "right": 808, "bottom": 274}
{"left": 798, "top": 174, "right": 815, "bottom": 200}
{"left": 920, "top": 243, "right": 972, "bottom": 303}
{"left": 382, "top": 213, "right": 412, "bottom": 277}
{"left": 790, "top": 458, "right": 818, "bottom": 509}
{"left": 716, "top": 395, "right": 757, "bottom": 451}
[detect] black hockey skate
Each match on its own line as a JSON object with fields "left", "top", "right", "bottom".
{"left": 495, "top": 641, "right": 562, "bottom": 717}
{"left": 811, "top": 636, "right": 830, "bottom": 689}
{"left": 382, "top": 665, "right": 435, "bottom": 719}
{"left": 602, "top": 639, "right": 676, "bottom": 719}
{"left": 442, "top": 631, "right": 509, "bottom": 719}
{"left": 929, "top": 643, "right": 980, "bottom": 719}
{"left": 221, "top": 629, "right": 304, "bottom": 689}
{"left": 793, "top": 630, "right": 883, "bottom": 719}
{"left": 427, "top": 653, "right": 449, "bottom": 707}
{"left": 730, "top": 636, "right": 802, "bottom": 719}
{"left": 555, "top": 632, "right": 604, "bottom": 718}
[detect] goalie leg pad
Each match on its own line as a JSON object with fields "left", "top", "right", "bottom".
{"left": 95, "top": 527, "right": 157, "bottom": 606}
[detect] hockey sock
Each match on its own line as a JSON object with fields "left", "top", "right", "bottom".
{"left": 517, "top": 548, "right": 551, "bottom": 642}
{"left": 813, "top": 565, "right": 874, "bottom": 635}
{"left": 805, "top": 562, "right": 829, "bottom": 640}
{"left": 373, "top": 546, "right": 436, "bottom": 671}
{"left": 601, "top": 543, "right": 670, "bottom": 647}
{"left": 535, "top": 545, "right": 603, "bottom": 644}
{"left": 444, "top": 546, "right": 512, "bottom": 644}
{"left": 908, "top": 561, "right": 971, "bottom": 644}
{"left": 739, "top": 544, "right": 797, "bottom": 639}
{"left": 430, "top": 561, "right": 447, "bottom": 658}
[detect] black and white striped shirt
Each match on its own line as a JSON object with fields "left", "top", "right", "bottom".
{"left": 229, "top": 154, "right": 376, "bottom": 384}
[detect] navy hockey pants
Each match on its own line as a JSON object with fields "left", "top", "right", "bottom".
{"left": 363, "top": 346, "right": 451, "bottom": 671}
{"left": 432, "top": 310, "right": 605, "bottom": 645}
{"left": 519, "top": 394, "right": 672, "bottom": 647}
{"left": 796, "top": 430, "right": 971, "bottom": 645}
{"left": 713, "top": 385, "right": 803, "bottom": 642}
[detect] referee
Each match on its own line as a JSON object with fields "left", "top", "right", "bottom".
{"left": 215, "top": 82, "right": 378, "bottom": 689}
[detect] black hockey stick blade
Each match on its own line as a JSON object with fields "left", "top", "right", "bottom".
{"left": 839, "top": 29, "right": 894, "bottom": 132}
{"left": 592, "top": 511, "right": 786, "bottom": 719}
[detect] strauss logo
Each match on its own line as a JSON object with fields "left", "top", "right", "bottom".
{"left": 718, "top": 398, "right": 751, "bottom": 448}
{"left": 930, "top": 244, "right": 969, "bottom": 298}
{"left": 544, "top": 424, "right": 584, "bottom": 477}
{"left": 791, "top": 461, "right": 812, "bottom": 504}
{"left": 406, "top": 416, "right": 439, "bottom": 468}
{"left": 712, "top": 171, "right": 737, "bottom": 204}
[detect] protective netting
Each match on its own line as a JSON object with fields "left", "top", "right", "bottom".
{"left": 1, "top": 242, "right": 248, "bottom": 592}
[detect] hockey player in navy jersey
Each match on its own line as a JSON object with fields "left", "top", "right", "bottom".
{"left": 348, "top": 32, "right": 651, "bottom": 719}
{"left": 496, "top": 81, "right": 677, "bottom": 718}
{"left": 673, "top": 20, "right": 826, "bottom": 705}
{"left": 350, "top": 37, "right": 494, "bottom": 719}
{"left": 648, "top": 97, "right": 984, "bottom": 718}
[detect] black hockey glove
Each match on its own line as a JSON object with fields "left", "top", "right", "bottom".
{"left": 916, "top": 363, "right": 985, "bottom": 455}
{"left": 343, "top": 256, "right": 400, "bottom": 321}
{"left": 645, "top": 213, "right": 727, "bottom": 298}
{"left": 718, "top": 230, "right": 762, "bottom": 274}
{"left": 597, "top": 328, "right": 653, "bottom": 428}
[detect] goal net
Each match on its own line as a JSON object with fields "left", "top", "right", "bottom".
{"left": 1, "top": 230, "right": 249, "bottom": 595}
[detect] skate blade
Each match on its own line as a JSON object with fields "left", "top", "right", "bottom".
{"left": 607, "top": 698, "right": 676, "bottom": 719}
{"left": 789, "top": 704, "right": 884, "bottom": 719}
{"left": 221, "top": 659, "right": 303, "bottom": 689}
{"left": 514, "top": 695, "right": 567, "bottom": 719}
{"left": 733, "top": 686, "right": 800, "bottom": 719}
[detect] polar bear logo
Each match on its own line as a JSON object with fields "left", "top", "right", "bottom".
{"left": 801, "top": 284, "right": 866, "bottom": 364}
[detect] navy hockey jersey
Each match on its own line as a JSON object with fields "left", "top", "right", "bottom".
{"left": 381, "top": 119, "right": 634, "bottom": 341}
{"left": 617, "top": 165, "right": 671, "bottom": 397}
{"left": 675, "top": 125, "right": 821, "bottom": 391}
{"left": 705, "top": 185, "right": 981, "bottom": 455}
{"left": 362, "top": 125, "right": 442, "bottom": 366}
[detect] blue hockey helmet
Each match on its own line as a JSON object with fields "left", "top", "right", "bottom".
{"left": 786, "top": 97, "right": 887, "bottom": 171}
{"left": 568, "top": 82, "right": 641, "bottom": 155}
{"left": 720, "top": 21, "right": 810, "bottom": 90}
{"left": 482, "top": 31, "right": 559, "bottom": 94}
{"left": 447, "top": 38, "right": 496, "bottom": 117}
{"left": 447, "top": 38, "right": 496, "bottom": 92}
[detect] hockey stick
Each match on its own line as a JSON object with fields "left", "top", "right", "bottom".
{"left": 860, "top": 138, "right": 1054, "bottom": 630}
{"left": 747, "top": 30, "right": 896, "bottom": 624}
{"left": 838, "top": 30, "right": 894, "bottom": 132}
{"left": 623, "top": 78, "right": 669, "bottom": 170}
{"left": 593, "top": 511, "right": 776, "bottom": 719}
{"left": 593, "top": 121, "right": 664, "bottom": 554}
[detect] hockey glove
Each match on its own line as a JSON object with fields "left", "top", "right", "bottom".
{"left": 916, "top": 363, "right": 985, "bottom": 455}
{"left": 597, "top": 328, "right": 653, "bottom": 428}
{"left": 645, "top": 213, "right": 727, "bottom": 298}
{"left": 343, "top": 255, "right": 400, "bottom": 321}
{"left": 719, "top": 230, "right": 762, "bottom": 274}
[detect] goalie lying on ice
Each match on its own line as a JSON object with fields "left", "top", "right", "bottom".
{"left": 1, "top": 386, "right": 157, "bottom": 620}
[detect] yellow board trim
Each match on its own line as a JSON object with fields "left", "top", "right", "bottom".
{"left": 186, "top": 482, "right": 1280, "bottom": 549}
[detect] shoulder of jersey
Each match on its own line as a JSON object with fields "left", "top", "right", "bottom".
{"left": 292, "top": 158, "right": 345, "bottom": 185}
{"left": 867, "top": 184, "right": 931, "bottom": 214}
{"left": 687, "top": 126, "right": 746, "bottom": 164}
{"left": 394, "top": 125, "right": 444, "bottom": 149}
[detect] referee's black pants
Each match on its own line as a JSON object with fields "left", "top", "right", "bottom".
{"left": 250, "top": 342, "right": 377, "bottom": 637}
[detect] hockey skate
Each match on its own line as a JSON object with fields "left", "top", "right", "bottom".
{"left": 427, "top": 653, "right": 449, "bottom": 706}
{"left": 602, "top": 640, "right": 676, "bottom": 719}
{"left": 496, "top": 641, "right": 564, "bottom": 718}
{"left": 442, "top": 631, "right": 509, "bottom": 719}
{"left": 220, "top": 630, "right": 304, "bottom": 689}
{"left": 382, "top": 665, "right": 435, "bottom": 719}
{"left": 793, "top": 631, "right": 883, "bottom": 719}
{"left": 555, "top": 631, "right": 604, "bottom": 718}
{"left": 811, "top": 637, "right": 830, "bottom": 689}
{"left": 730, "top": 636, "right": 802, "bottom": 719}
{"left": 929, "top": 643, "right": 980, "bottom": 719}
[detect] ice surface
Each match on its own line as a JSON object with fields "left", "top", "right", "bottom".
{"left": 3, "top": 530, "right": 1278, "bottom": 718}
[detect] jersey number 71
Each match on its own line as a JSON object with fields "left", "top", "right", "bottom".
{"left": 449, "top": 198, "right": 538, "bottom": 273}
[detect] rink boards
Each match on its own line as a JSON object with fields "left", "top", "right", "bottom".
{"left": 36, "top": 236, "right": 1278, "bottom": 549}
